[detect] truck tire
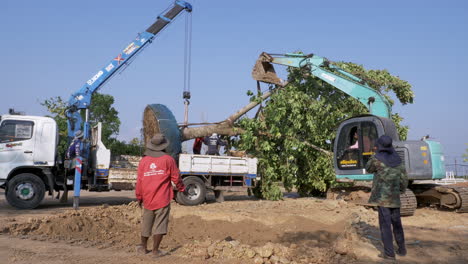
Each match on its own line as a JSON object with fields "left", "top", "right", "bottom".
{"left": 5, "top": 173, "right": 46, "bottom": 209}
{"left": 176, "top": 176, "right": 206, "bottom": 206}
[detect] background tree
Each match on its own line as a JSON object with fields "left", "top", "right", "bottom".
{"left": 41, "top": 96, "right": 68, "bottom": 158}
{"left": 234, "top": 61, "right": 414, "bottom": 200}
{"left": 88, "top": 93, "right": 120, "bottom": 147}
{"left": 108, "top": 137, "right": 144, "bottom": 156}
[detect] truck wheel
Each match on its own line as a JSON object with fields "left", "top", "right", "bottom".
{"left": 5, "top": 173, "right": 45, "bottom": 209}
{"left": 176, "top": 176, "right": 206, "bottom": 206}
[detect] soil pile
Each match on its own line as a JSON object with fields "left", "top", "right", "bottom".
{"left": 4, "top": 194, "right": 466, "bottom": 263}
{"left": 3, "top": 199, "right": 368, "bottom": 263}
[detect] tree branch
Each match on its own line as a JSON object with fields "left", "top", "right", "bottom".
{"left": 180, "top": 87, "right": 279, "bottom": 140}
{"left": 258, "top": 131, "right": 333, "bottom": 156}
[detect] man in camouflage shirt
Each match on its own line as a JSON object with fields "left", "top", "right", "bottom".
{"left": 366, "top": 135, "right": 408, "bottom": 260}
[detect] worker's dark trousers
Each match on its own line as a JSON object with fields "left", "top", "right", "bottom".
{"left": 378, "top": 206, "right": 406, "bottom": 257}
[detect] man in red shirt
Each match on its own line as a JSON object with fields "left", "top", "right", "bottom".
{"left": 135, "top": 133, "right": 185, "bottom": 257}
{"left": 192, "top": 137, "right": 203, "bottom": 154}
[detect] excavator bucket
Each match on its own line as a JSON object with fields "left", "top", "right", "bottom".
{"left": 252, "top": 52, "right": 285, "bottom": 86}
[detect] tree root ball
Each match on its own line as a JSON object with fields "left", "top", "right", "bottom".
{"left": 142, "top": 104, "right": 181, "bottom": 158}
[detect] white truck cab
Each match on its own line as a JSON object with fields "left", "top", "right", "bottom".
{"left": 0, "top": 115, "right": 58, "bottom": 181}
{"left": 0, "top": 114, "right": 58, "bottom": 208}
{"left": 0, "top": 114, "right": 112, "bottom": 209}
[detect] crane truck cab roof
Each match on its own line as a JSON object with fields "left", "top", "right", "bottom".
{"left": 0, "top": 115, "right": 56, "bottom": 124}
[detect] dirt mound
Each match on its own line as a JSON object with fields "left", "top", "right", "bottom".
{"left": 2, "top": 190, "right": 468, "bottom": 263}
{"left": 3, "top": 200, "right": 367, "bottom": 263}
{"left": 326, "top": 187, "right": 371, "bottom": 204}
{"left": 6, "top": 202, "right": 141, "bottom": 249}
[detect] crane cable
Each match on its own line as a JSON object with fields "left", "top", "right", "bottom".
{"left": 184, "top": 11, "right": 192, "bottom": 97}
{"left": 183, "top": 11, "right": 192, "bottom": 125}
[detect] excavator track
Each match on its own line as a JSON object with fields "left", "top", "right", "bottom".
{"left": 327, "top": 186, "right": 418, "bottom": 216}
{"left": 400, "top": 189, "right": 417, "bottom": 216}
{"left": 411, "top": 184, "right": 468, "bottom": 213}
{"left": 440, "top": 185, "right": 468, "bottom": 213}
{"left": 327, "top": 184, "right": 468, "bottom": 215}
{"left": 454, "top": 186, "right": 468, "bottom": 212}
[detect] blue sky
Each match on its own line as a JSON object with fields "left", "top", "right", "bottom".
{"left": 1, "top": 0, "right": 467, "bottom": 162}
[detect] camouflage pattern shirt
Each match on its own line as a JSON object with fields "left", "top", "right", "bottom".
{"left": 365, "top": 156, "right": 408, "bottom": 208}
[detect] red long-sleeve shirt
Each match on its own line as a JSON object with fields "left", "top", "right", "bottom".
{"left": 135, "top": 155, "right": 185, "bottom": 210}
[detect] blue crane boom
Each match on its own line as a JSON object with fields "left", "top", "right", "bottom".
{"left": 66, "top": 0, "right": 192, "bottom": 140}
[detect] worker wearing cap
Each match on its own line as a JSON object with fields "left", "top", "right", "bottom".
{"left": 366, "top": 135, "right": 408, "bottom": 260}
{"left": 203, "top": 133, "right": 226, "bottom": 155}
{"left": 135, "top": 133, "right": 185, "bottom": 258}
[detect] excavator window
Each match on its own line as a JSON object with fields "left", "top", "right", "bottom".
{"left": 361, "top": 122, "right": 378, "bottom": 165}
{"left": 336, "top": 121, "right": 378, "bottom": 170}
{"left": 336, "top": 123, "right": 360, "bottom": 170}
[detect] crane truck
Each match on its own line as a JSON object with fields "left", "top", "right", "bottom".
{"left": 252, "top": 52, "right": 468, "bottom": 216}
{"left": 0, "top": 1, "right": 193, "bottom": 209}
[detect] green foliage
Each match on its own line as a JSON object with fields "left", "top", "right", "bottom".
{"left": 336, "top": 62, "right": 414, "bottom": 105}
{"left": 391, "top": 113, "right": 408, "bottom": 141}
{"left": 108, "top": 137, "right": 144, "bottom": 157}
{"left": 88, "top": 93, "right": 121, "bottom": 148}
{"left": 236, "top": 59, "right": 414, "bottom": 199}
{"left": 41, "top": 96, "right": 68, "bottom": 158}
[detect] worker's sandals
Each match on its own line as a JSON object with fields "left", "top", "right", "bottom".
{"left": 135, "top": 245, "right": 150, "bottom": 255}
{"left": 152, "top": 250, "right": 169, "bottom": 259}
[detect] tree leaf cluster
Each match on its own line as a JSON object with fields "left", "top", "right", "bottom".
{"left": 235, "top": 60, "right": 415, "bottom": 199}
{"left": 41, "top": 96, "right": 69, "bottom": 158}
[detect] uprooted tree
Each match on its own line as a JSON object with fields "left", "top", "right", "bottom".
{"left": 144, "top": 57, "right": 415, "bottom": 200}
{"left": 234, "top": 61, "right": 414, "bottom": 200}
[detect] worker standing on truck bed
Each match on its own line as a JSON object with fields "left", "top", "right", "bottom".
{"left": 135, "top": 133, "right": 185, "bottom": 258}
{"left": 203, "top": 133, "right": 226, "bottom": 155}
{"left": 192, "top": 137, "right": 203, "bottom": 154}
{"left": 366, "top": 135, "right": 408, "bottom": 261}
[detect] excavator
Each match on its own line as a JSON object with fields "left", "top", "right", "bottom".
{"left": 252, "top": 52, "right": 468, "bottom": 216}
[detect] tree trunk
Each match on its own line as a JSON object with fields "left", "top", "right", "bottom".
{"left": 179, "top": 88, "right": 276, "bottom": 140}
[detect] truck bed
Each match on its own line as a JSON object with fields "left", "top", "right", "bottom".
{"left": 108, "top": 154, "right": 258, "bottom": 191}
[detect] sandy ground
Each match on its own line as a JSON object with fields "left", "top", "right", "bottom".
{"left": 1, "top": 189, "right": 467, "bottom": 264}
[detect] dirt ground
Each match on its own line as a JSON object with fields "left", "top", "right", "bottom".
{"left": 1, "top": 189, "right": 467, "bottom": 264}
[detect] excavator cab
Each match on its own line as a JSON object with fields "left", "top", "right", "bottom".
{"left": 333, "top": 115, "right": 400, "bottom": 181}
{"left": 334, "top": 115, "right": 447, "bottom": 184}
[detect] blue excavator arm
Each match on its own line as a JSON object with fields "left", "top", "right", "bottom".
{"left": 252, "top": 52, "right": 391, "bottom": 118}
{"left": 66, "top": 0, "right": 192, "bottom": 140}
